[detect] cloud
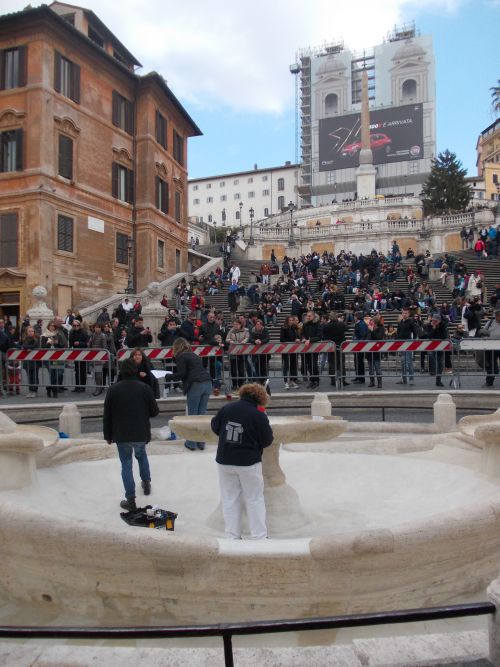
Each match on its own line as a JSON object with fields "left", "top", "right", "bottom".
{"left": 3, "top": 0, "right": 463, "bottom": 113}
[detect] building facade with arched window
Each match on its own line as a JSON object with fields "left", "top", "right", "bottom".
{"left": 296, "top": 25, "right": 435, "bottom": 207}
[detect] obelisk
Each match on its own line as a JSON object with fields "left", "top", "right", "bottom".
{"left": 355, "top": 67, "right": 376, "bottom": 199}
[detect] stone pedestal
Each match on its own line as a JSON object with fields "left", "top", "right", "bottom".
{"left": 0, "top": 412, "right": 43, "bottom": 490}
{"left": 59, "top": 404, "right": 82, "bottom": 438}
{"left": 355, "top": 162, "right": 376, "bottom": 199}
{"left": 311, "top": 393, "right": 332, "bottom": 418}
{"left": 26, "top": 286, "right": 54, "bottom": 330}
{"left": 433, "top": 393, "right": 456, "bottom": 433}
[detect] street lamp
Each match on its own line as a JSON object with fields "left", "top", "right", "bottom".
{"left": 239, "top": 201, "right": 243, "bottom": 232}
{"left": 125, "top": 236, "right": 134, "bottom": 293}
{"left": 288, "top": 200, "right": 296, "bottom": 246}
{"left": 248, "top": 207, "right": 255, "bottom": 246}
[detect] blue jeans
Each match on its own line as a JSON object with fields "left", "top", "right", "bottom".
{"left": 185, "top": 380, "right": 212, "bottom": 450}
{"left": 401, "top": 351, "right": 414, "bottom": 381}
{"left": 116, "top": 442, "right": 150, "bottom": 498}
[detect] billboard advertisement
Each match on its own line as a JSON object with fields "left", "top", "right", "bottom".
{"left": 318, "top": 103, "right": 423, "bottom": 172}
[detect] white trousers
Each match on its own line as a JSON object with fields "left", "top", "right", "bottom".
{"left": 217, "top": 462, "right": 267, "bottom": 539}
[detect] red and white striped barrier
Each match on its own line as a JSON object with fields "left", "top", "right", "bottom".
{"left": 116, "top": 345, "right": 223, "bottom": 361}
{"left": 228, "top": 341, "right": 336, "bottom": 356}
{"left": 341, "top": 340, "right": 452, "bottom": 353}
{"left": 7, "top": 348, "right": 111, "bottom": 362}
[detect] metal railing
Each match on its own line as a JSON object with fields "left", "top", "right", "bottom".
{"left": 0, "top": 601, "right": 494, "bottom": 667}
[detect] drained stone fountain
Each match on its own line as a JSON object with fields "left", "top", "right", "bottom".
{"left": 2, "top": 397, "right": 500, "bottom": 624}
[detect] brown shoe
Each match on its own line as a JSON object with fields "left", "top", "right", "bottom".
{"left": 213, "top": 388, "right": 220, "bottom": 396}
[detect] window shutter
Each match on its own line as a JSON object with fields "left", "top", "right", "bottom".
{"left": 0, "top": 213, "right": 18, "bottom": 267}
{"left": 0, "top": 50, "right": 4, "bottom": 90}
{"left": 164, "top": 181, "right": 169, "bottom": 214}
{"left": 18, "top": 45, "right": 27, "bottom": 87}
{"left": 54, "top": 51, "right": 61, "bottom": 93}
{"left": 155, "top": 176, "right": 159, "bottom": 209}
{"left": 58, "top": 135, "right": 73, "bottom": 179}
{"left": 111, "top": 162, "right": 118, "bottom": 198}
{"left": 112, "top": 91, "right": 119, "bottom": 127}
{"left": 162, "top": 180, "right": 168, "bottom": 213}
{"left": 127, "top": 168, "right": 135, "bottom": 204}
{"left": 15, "top": 128, "right": 23, "bottom": 171}
{"left": 72, "top": 62, "right": 80, "bottom": 103}
{"left": 155, "top": 110, "right": 160, "bottom": 143}
{"left": 126, "top": 100, "right": 134, "bottom": 135}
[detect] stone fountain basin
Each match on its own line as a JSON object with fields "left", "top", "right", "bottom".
{"left": 169, "top": 415, "right": 347, "bottom": 444}
{"left": 1, "top": 445, "right": 500, "bottom": 623}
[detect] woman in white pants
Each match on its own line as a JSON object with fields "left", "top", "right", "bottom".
{"left": 211, "top": 383, "right": 273, "bottom": 539}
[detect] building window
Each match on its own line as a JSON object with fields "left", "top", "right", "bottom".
{"left": 206, "top": 183, "right": 212, "bottom": 189}
{"left": 112, "top": 91, "right": 134, "bottom": 135}
{"left": 325, "top": 93, "right": 338, "bottom": 114}
{"left": 220, "top": 195, "right": 227, "bottom": 201}
{"left": 277, "top": 178, "right": 285, "bottom": 191}
{"left": 156, "top": 177, "right": 169, "bottom": 214}
{"left": 116, "top": 232, "right": 129, "bottom": 265}
{"left": 278, "top": 196, "right": 285, "bottom": 210}
{"left": 58, "top": 134, "right": 73, "bottom": 180}
{"left": 262, "top": 175, "right": 268, "bottom": 181}
{"left": 262, "top": 189, "right": 270, "bottom": 196}
{"left": 0, "top": 212, "right": 18, "bottom": 267}
{"left": 493, "top": 174, "right": 499, "bottom": 185}
{"left": 208, "top": 214, "right": 213, "bottom": 223}
{"left": 220, "top": 181, "right": 225, "bottom": 187}
{"left": 173, "top": 131, "right": 184, "bottom": 166}
{"left": 174, "top": 190, "right": 181, "bottom": 222}
{"left": 88, "top": 24, "right": 104, "bottom": 47}
{"left": 175, "top": 248, "right": 181, "bottom": 273}
{"left": 57, "top": 214, "right": 74, "bottom": 252}
{"left": 234, "top": 193, "right": 241, "bottom": 200}
{"left": 264, "top": 207, "right": 269, "bottom": 216}
{"left": 235, "top": 211, "right": 240, "bottom": 220}
{"left": 248, "top": 177, "right": 253, "bottom": 183}
{"left": 0, "top": 46, "right": 27, "bottom": 90}
{"left": 112, "top": 163, "right": 134, "bottom": 204}
{"left": 193, "top": 184, "right": 198, "bottom": 191}
{"left": 155, "top": 110, "right": 167, "bottom": 148}
{"left": 233, "top": 179, "right": 239, "bottom": 185}
{"left": 157, "top": 239, "right": 165, "bottom": 268}
{"left": 0, "top": 129, "right": 23, "bottom": 172}
{"left": 207, "top": 196, "right": 213, "bottom": 203}
{"left": 61, "top": 13, "right": 75, "bottom": 25}
{"left": 193, "top": 198, "right": 200, "bottom": 205}
{"left": 54, "top": 51, "right": 80, "bottom": 103}
{"left": 409, "top": 162, "right": 418, "bottom": 174}
{"left": 248, "top": 191, "right": 255, "bottom": 198}
{"left": 402, "top": 79, "right": 417, "bottom": 101}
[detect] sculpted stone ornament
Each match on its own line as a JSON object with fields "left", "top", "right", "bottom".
{"left": 27, "top": 285, "right": 54, "bottom": 329}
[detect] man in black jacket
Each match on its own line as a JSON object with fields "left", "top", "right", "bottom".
{"left": 211, "top": 383, "right": 273, "bottom": 539}
{"left": 302, "top": 310, "right": 321, "bottom": 388}
{"left": 103, "top": 357, "right": 159, "bottom": 510}
{"left": 396, "top": 308, "right": 419, "bottom": 385}
{"left": 322, "top": 312, "right": 349, "bottom": 386}
{"left": 424, "top": 313, "right": 449, "bottom": 387}
{"left": 126, "top": 317, "right": 153, "bottom": 349}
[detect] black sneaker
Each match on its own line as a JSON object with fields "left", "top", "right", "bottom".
{"left": 142, "top": 480, "right": 151, "bottom": 496}
{"left": 120, "top": 497, "right": 137, "bottom": 511}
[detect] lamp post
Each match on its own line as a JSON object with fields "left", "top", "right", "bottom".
{"left": 239, "top": 201, "right": 243, "bottom": 232}
{"left": 213, "top": 220, "right": 217, "bottom": 245}
{"left": 248, "top": 207, "right": 255, "bottom": 246}
{"left": 222, "top": 208, "right": 226, "bottom": 226}
{"left": 288, "top": 200, "right": 296, "bottom": 246}
{"left": 125, "top": 236, "right": 134, "bottom": 293}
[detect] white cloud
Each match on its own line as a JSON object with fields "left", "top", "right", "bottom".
{"left": 3, "top": 0, "right": 463, "bottom": 113}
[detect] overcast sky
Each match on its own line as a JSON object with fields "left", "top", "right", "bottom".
{"left": 3, "top": 0, "right": 499, "bottom": 178}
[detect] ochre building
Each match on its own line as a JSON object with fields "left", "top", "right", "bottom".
{"left": 0, "top": 2, "right": 201, "bottom": 322}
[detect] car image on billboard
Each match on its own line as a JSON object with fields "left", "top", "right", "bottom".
{"left": 319, "top": 103, "right": 423, "bottom": 172}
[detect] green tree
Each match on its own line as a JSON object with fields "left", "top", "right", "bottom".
{"left": 421, "top": 150, "right": 471, "bottom": 215}
{"left": 491, "top": 79, "right": 500, "bottom": 114}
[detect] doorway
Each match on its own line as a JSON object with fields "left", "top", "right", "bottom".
{"left": 57, "top": 285, "right": 73, "bottom": 317}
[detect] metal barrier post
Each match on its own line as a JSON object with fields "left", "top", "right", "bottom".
{"left": 222, "top": 632, "right": 234, "bottom": 667}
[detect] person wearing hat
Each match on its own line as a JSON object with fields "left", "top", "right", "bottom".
{"left": 479, "top": 308, "right": 500, "bottom": 387}
{"left": 424, "top": 312, "right": 448, "bottom": 387}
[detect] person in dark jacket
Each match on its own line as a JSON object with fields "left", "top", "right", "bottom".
{"left": 170, "top": 338, "right": 213, "bottom": 451}
{"left": 396, "top": 308, "right": 419, "bottom": 385}
{"left": 301, "top": 310, "right": 321, "bottom": 388}
{"left": 322, "top": 312, "right": 349, "bottom": 386}
{"left": 199, "top": 311, "right": 223, "bottom": 395}
{"left": 367, "top": 315, "right": 385, "bottom": 388}
{"left": 424, "top": 312, "right": 449, "bottom": 387}
{"left": 126, "top": 317, "right": 153, "bottom": 349}
{"left": 21, "top": 325, "right": 40, "bottom": 398}
{"left": 211, "top": 383, "right": 273, "bottom": 539}
{"left": 280, "top": 315, "right": 300, "bottom": 389}
{"left": 352, "top": 311, "right": 369, "bottom": 383}
{"left": 103, "top": 356, "right": 159, "bottom": 511}
{"left": 248, "top": 319, "right": 270, "bottom": 384}
{"left": 69, "top": 320, "right": 89, "bottom": 392}
{"left": 178, "top": 311, "right": 197, "bottom": 343}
